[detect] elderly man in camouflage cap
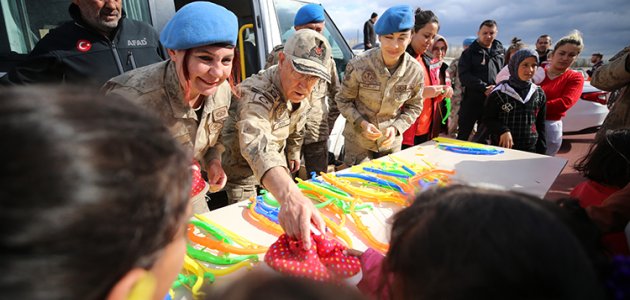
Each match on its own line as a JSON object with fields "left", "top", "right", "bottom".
{"left": 222, "top": 29, "right": 331, "bottom": 249}
{"left": 265, "top": 3, "right": 340, "bottom": 178}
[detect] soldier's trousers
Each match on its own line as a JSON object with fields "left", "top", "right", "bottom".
{"left": 224, "top": 182, "right": 257, "bottom": 204}
{"left": 303, "top": 140, "right": 329, "bottom": 177}
{"left": 343, "top": 140, "right": 401, "bottom": 166}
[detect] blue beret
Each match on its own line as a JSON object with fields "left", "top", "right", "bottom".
{"left": 160, "top": 2, "right": 238, "bottom": 50}
{"left": 374, "top": 5, "right": 414, "bottom": 35}
{"left": 294, "top": 4, "right": 325, "bottom": 26}
{"left": 463, "top": 37, "right": 476, "bottom": 47}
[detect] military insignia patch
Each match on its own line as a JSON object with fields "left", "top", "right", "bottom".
{"left": 212, "top": 106, "right": 229, "bottom": 120}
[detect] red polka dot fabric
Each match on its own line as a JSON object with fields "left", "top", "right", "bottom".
{"left": 264, "top": 233, "right": 361, "bottom": 282}
{"left": 189, "top": 161, "right": 207, "bottom": 198}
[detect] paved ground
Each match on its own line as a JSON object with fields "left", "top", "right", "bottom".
{"left": 545, "top": 129, "right": 597, "bottom": 201}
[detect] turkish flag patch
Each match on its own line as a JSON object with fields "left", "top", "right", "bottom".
{"left": 76, "top": 39, "right": 92, "bottom": 52}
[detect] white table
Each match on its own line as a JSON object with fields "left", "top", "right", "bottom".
{"left": 202, "top": 140, "right": 566, "bottom": 250}
{"left": 190, "top": 140, "right": 567, "bottom": 290}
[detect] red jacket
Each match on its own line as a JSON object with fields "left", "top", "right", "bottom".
{"left": 540, "top": 69, "right": 584, "bottom": 121}
{"left": 402, "top": 56, "right": 447, "bottom": 145}
{"left": 571, "top": 180, "right": 629, "bottom": 255}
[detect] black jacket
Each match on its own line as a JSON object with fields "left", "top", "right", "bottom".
{"left": 363, "top": 20, "right": 376, "bottom": 50}
{"left": 2, "top": 4, "right": 164, "bottom": 86}
{"left": 458, "top": 39, "right": 504, "bottom": 103}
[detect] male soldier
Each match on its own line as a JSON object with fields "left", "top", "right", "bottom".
{"left": 1, "top": 0, "right": 163, "bottom": 86}
{"left": 265, "top": 3, "right": 340, "bottom": 177}
{"left": 222, "top": 29, "right": 331, "bottom": 249}
{"left": 592, "top": 46, "right": 630, "bottom": 138}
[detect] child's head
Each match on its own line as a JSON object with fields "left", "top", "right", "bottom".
{"left": 209, "top": 271, "right": 367, "bottom": 300}
{"left": 505, "top": 37, "right": 526, "bottom": 65}
{"left": 0, "top": 86, "right": 192, "bottom": 300}
{"left": 575, "top": 128, "right": 630, "bottom": 188}
{"left": 509, "top": 48, "right": 538, "bottom": 82}
{"left": 383, "top": 185, "right": 604, "bottom": 300}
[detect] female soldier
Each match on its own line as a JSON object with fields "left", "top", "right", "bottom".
{"left": 103, "top": 2, "right": 238, "bottom": 212}
{"left": 336, "top": 5, "right": 424, "bottom": 165}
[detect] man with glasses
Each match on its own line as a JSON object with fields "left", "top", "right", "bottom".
{"left": 1, "top": 0, "right": 163, "bottom": 86}
{"left": 221, "top": 29, "right": 331, "bottom": 250}
{"left": 265, "top": 3, "right": 340, "bottom": 178}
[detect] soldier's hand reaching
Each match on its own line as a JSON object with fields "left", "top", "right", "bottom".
{"left": 360, "top": 120, "right": 382, "bottom": 141}
{"left": 288, "top": 159, "right": 301, "bottom": 173}
{"left": 381, "top": 127, "right": 396, "bottom": 148}
{"left": 206, "top": 159, "right": 227, "bottom": 192}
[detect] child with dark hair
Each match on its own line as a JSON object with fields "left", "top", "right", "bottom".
{"left": 351, "top": 185, "right": 605, "bottom": 300}
{"left": 572, "top": 128, "right": 630, "bottom": 254}
{"left": 483, "top": 48, "right": 547, "bottom": 153}
{"left": 0, "top": 86, "right": 192, "bottom": 300}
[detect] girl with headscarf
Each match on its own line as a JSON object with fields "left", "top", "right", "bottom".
{"left": 482, "top": 49, "right": 547, "bottom": 154}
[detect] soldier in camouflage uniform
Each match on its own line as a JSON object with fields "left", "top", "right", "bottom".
{"left": 103, "top": 2, "right": 238, "bottom": 213}
{"left": 592, "top": 46, "right": 630, "bottom": 141}
{"left": 222, "top": 29, "right": 331, "bottom": 249}
{"left": 264, "top": 4, "right": 340, "bottom": 177}
{"left": 336, "top": 5, "right": 424, "bottom": 166}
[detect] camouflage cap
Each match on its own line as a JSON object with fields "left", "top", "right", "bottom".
{"left": 283, "top": 29, "right": 331, "bottom": 83}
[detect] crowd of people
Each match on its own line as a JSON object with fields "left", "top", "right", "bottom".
{"left": 1, "top": 0, "right": 629, "bottom": 299}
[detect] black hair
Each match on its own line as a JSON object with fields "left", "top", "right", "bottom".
{"left": 0, "top": 86, "right": 191, "bottom": 300}
{"left": 575, "top": 128, "right": 630, "bottom": 188}
{"left": 209, "top": 271, "right": 367, "bottom": 300}
{"left": 592, "top": 53, "right": 603, "bottom": 59}
{"left": 412, "top": 7, "right": 439, "bottom": 32}
{"left": 505, "top": 37, "right": 526, "bottom": 65}
{"left": 382, "top": 185, "right": 605, "bottom": 300}
{"left": 371, "top": 12, "right": 378, "bottom": 19}
{"left": 479, "top": 19, "right": 497, "bottom": 30}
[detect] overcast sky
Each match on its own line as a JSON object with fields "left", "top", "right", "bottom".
{"left": 319, "top": 0, "right": 630, "bottom": 59}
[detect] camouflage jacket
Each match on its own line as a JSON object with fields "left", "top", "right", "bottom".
{"left": 591, "top": 47, "right": 630, "bottom": 135}
{"left": 222, "top": 66, "right": 310, "bottom": 184}
{"left": 335, "top": 48, "right": 424, "bottom": 152}
{"left": 103, "top": 60, "right": 231, "bottom": 168}
{"left": 265, "top": 44, "right": 340, "bottom": 143}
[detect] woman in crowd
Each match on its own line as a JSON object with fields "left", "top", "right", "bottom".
{"left": 0, "top": 86, "right": 191, "bottom": 300}
{"left": 539, "top": 30, "right": 585, "bottom": 156}
{"left": 336, "top": 5, "right": 423, "bottom": 165}
{"left": 402, "top": 9, "right": 453, "bottom": 148}
{"left": 103, "top": 2, "right": 239, "bottom": 212}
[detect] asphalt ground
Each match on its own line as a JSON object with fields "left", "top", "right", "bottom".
{"left": 545, "top": 129, "right": 598, "bottom": 201}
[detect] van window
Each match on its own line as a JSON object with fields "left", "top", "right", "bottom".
{"left": 0, "top": 0, "right": 152, "bottom": 55}
{"left": 272, "top": 0, "right": 353, "bottom": 79}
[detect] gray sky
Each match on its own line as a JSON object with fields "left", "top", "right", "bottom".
{"left": 319, "top": 0, "right": 630, "bottom": 59}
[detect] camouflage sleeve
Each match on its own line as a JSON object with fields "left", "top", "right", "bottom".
{"left": 326, "top": 59, "right": 341, "bottom": 131}
{"left": 264, "top": 45, "right": 284, "bottom": 70}
{"left": 335, "top": 60, "right": 365, "bottom": 126}
{"left": 237, "top": 94, "right": 289, "bottom": 182}
{"left": 391, "top": 71, "right": 424, "bottom": 135}
{"left": 285, "top": 122, "right": 304, "bottom": 162}
{"left": 591, "top": 50, "right": 630, "bottom": 91}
